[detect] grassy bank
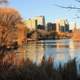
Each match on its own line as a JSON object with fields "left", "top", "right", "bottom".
{"left": 0, "top": 57, "right": 79, "bottom": 80}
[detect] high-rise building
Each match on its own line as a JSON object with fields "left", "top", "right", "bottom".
{"left": 34, "top": 16, "right": 45, "bottom": 26}
{"left": 24, "top": 16, "right": 45, "bottom": 30}
{"left": 24, "top": 19, "right": 32, "bottom": 29}
{"left": 24, "top": 18, "right": 37, "bottom": 30}
{"left": 55, "top": 19, "right": 69, "bottom": 32}
{"left": 31, "top": 19, "right": 38, "bottom": 30}
{"left": 47, "top": 22, "right": 56, "bottom": 31}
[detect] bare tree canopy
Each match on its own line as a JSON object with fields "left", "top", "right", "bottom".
{"left": 0, "top": 0, "right": 9, "bottom": 4}
{"left": 0, "top": 7, "right": 22, "bottom": 26}
{"left": 75, "top": 0, "right": 80, "bottom": 3}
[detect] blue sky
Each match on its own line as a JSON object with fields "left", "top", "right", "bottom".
{"left": 9, "top": 0, "right": 80, "bottom": 28}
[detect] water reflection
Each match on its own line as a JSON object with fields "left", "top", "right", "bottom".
{"left": 25, "top": 41, "right": 44, "bottom": 64}
{"left": 69, "top": 40, "right": 80, "bottom": 60}
{"left": 25, "top": 39, "right": 80, "bottom": 65}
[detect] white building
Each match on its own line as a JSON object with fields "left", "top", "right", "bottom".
{"left": 55, "top": 19, "right": 69, "bottom": 32}
{"left": 24, "top": 16, "right": 45, "bottom": 30}
{"left": 34, "top": 16, "right": 45, "bottom": 26}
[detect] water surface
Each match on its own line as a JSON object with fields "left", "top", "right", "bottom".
{"left": 25, "top": 39, "right": 80, "bottom": 66}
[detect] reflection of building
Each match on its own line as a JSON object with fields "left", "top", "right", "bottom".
{"left": 47, "top": 22, "right": 56, "bottom": 31}
{"left": 69, "top": 40, "right": 75, "bottom": 59}
{"left": 24, "top": 16, "right": 45, "bottom": 30}
{"left": 69, "top": 39, "right": 80, "bottom": 60}
{"left": 55, "top": 40, "right": 71, "bottom": 63}
{"left": 55, "top": 19, "right": 69, "bottom": 32}
{"left": 55, "top": 53, "right": 65, "bottom": 61}
{"left": 25, "top": 42, "right": 44, "bottom": 64}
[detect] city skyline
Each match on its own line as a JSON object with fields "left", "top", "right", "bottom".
{"left": 5, "top": 0, "right": 80, "bottom": 29}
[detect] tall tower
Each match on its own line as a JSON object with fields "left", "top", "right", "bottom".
{"left": 34, "top": 16, "right": 45, "bottom": 26}
{"left": 55, "top": 19, "right": 69, "bottom": 32}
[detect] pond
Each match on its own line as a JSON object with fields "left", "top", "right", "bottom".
{"left": 25, "top": 39, "right": 80, "bottom": 66}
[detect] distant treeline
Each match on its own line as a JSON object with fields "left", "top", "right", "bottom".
{"left": 27, "top": 29, "right": 70, "bottom": 40}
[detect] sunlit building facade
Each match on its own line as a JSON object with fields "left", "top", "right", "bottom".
{"left": 34, "top": 16, "right": 45, "bottom": 26}
{"left": 55, "top": 19, "right": 69, "bottom": 32}
{"left": 24, "top": 16, "right": 45, "bottom": 30}
{"left": 24, "top": 18, "right": 37, "bottom": 30}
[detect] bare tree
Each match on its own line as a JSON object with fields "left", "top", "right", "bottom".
{"left": 0, "top": 0, "right": 9, "bottom": 6}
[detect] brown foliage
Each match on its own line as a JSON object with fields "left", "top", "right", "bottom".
{"left": 0, "top": 8, "right": 22, "bottom": 60}
{"left": 0, "top": 7, "right": 22, "bottom": 45}
{"left": 0, "top": 7, "right": 22, "bottom": 26}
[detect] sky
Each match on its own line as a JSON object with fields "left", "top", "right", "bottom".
{"left": 7, "top": 0, "right": 80, "bottom": 28}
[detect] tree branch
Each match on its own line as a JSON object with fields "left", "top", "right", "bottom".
{"left": 0, "top": 0, "right": 8, "bottom": 4}
{"left": 55, "top": 4, "right": 80, "bottom": 10}
{"left": 75, "top": 0, "right": 80, "bottom": 3}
